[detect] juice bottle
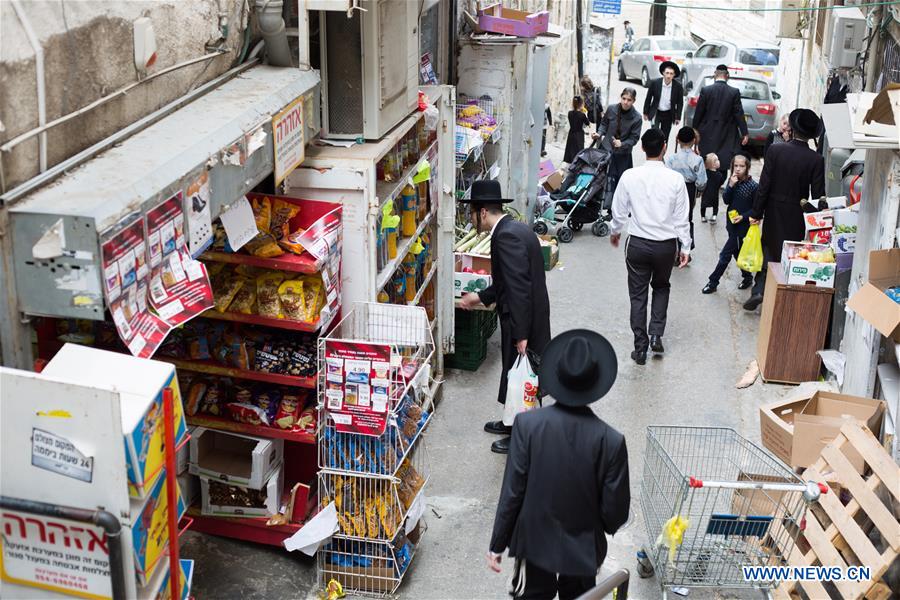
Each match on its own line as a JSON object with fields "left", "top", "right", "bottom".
{"left": 400, "top": 184, "right": 417, "bottom": 236}
{"left": 403, "top": 253, "right": 417, "bottom": 302}
{"left": 417, "top": 181, "right": 428, "bottom": 219}
{"left": 386, "top": 227, "right": 398, "bottom": 259}
{"left": 377, "top": 290, "right": 390, "bottom": 303}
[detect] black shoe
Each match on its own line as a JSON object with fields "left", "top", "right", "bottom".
{"left": 738, "top": 278, "right": 753, "bottom": 290}
{"left": 702, "top": 283, "right": 718, "bottom": 294}
{"left": 631, "top": 350, "right": 647, "bottom": 365}
{"left": 743, "top": 294, "right": 764, "bottom": 311}
{"left": 650, "top": 335, "right": 664, "bottom": 355}
{"left": 491, "top": 436, "right": 511, "bottom": 454}
{"left": 484, "top": 420, "right": 512, "bottom": 435}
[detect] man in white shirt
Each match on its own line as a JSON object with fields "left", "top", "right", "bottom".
{"left": 610, "top": 128, "right": 691, "bottom": 365}
{"left": 643, "top": 61, "right": 684, "bottom": 151}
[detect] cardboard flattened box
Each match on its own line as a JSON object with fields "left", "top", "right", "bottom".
{"left": 781, "top": 241, "right": 836, "bottom": 287}
{"left": 131, "top": 470, "right": 188, "bottom": 586}
{"left": 189, "top": 427, "right": 283, "bottom": 489}
{"left": 40, "top": 344, "right": 188, "bottom": 498}
{"left": 200, "top": 467, "right": 283, "bottom": 517}
{"left": 477, "top": 3, "right": 550, "bottom": 38}
{"left": 846, "top": 248, "right": 900, "bottom": 342}
{"left": 454, "top": 253, "right": 492, "bottom": 298}
{"left": 760, "top": 391, "right": 885, "bottom": 472}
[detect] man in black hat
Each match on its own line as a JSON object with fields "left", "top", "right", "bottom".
{"left": 458, "top": 180, "right": 551, "bottom": 454}
{"left": 744, "top": 108, "right": 826, "bottom": 310}
{"left": 693, "top": 64, "right": 749, "bottom": 188}
{"left": 487, "top": 329, "right": 630, "bottom": 599}
{"left": 643, "top": 61, "right": 684, "bottom": 148}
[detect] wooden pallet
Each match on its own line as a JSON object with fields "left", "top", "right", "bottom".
{"left": 773, "top": 422, "right": 899, "bottom": 600}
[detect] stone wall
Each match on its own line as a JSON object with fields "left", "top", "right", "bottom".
{"left": 1, "top": 0, "right": 247, "bottom": 191}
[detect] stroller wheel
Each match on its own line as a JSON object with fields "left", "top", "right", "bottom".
{"left": 571, "top": 221, "right": 584, "bottom": 232}
{"left": 558, "top": 227, "right": 575, "bottom": 243}
{"left": 592, "top": 221, "right": 610, "bottom": 237}
{"left": 533, "top": 221, "right": 549, "bottom": 235}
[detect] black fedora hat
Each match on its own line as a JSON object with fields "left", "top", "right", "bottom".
{"left": 538, "top": 329, "right": 617, "bottom": 407}
{"left": 659, "top": 60, "right": 681, "bottom": 78}
{"left": 458, "top": 179, "right": 513, "bottom": 204}
{"left": 789, "top": 108, "right": 823, "bottom": 139}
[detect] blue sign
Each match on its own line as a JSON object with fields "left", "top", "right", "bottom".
{"left": 593, "top": 0, "right": 621, "bottom": 15}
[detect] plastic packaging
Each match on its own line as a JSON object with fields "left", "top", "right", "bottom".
{"left": 736, "top": 224, "right": 763, "bottom": 272}
{"left": 400, "top": 184, "right": 417, "bottom": 236}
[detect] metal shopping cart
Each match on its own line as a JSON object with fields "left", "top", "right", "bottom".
{"left": 639, "top": 426, "right": 828, "bottom": 599}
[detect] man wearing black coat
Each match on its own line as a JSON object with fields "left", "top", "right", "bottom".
{"left": 643, "top": 61, "right": 684, "bottom": 148}
{"left": 693, "top": 64, "right": 749, "bottom": 176}
{"left": 744, "top": 108, "right": 826, "bottom": 310}
{"left": 488, "top": 330, "right": 630, "bottom": 599}
{"left": 458, "top": 180, "right": 551, "bottom": 454}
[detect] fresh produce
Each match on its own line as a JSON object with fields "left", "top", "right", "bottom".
{"left": 834, "top": 224, "right": 857, "bottom": 233}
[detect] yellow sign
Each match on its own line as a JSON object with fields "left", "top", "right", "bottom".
{"left": 272, "top": 96, "right": 306, "bottom": 186}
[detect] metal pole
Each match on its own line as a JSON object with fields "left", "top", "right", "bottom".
{"left": 0, "top": 496, "right": 126, "bottom": 600}
{"left": 576, "top": 0, "right": 585, "bottom": 79}
{"left": 575, "top": 568, "right": 631, "bottom": 600}
{"left": 163, "top": 388, "right": 181, "bottom": 600}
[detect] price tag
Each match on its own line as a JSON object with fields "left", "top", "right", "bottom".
{"left": 219, "top": 196, "right": 259, "bottom": 251}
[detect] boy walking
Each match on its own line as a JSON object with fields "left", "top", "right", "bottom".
{"left": 665, "top": 127, "right": 706, "bottom": 251}
{"left": 702, "top": 154, "right": 756, "bottom": 294}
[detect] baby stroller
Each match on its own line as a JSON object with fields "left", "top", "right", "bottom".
{"left": 533, "top": 145, "right": 612, "bottom": 243}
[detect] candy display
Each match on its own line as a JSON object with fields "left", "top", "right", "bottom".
{"left": 456, "top": 100, "right": 498, "bottom": 141}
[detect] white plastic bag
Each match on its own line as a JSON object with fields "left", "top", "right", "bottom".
{"left": 502, "top": 354, "right": 540, "bottom": 426}
{"left": 424, "top": 104, "right": 439, "bottom": 132}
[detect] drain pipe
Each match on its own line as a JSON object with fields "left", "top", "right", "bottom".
{"left": 11, "top": 0, "right": 47, "bottom": 173}
{"left": 255, "top": 0, "right": 293, "bottom": 67}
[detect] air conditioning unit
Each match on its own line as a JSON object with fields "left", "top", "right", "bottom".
{"left": 319, "top": 0, "right": 418, "bottom": 140}
{"left": 777, "top": 0, "right": 809, "bottom": 39}
{"left": 825, "top": 7, "right": 866, "bottom": 68}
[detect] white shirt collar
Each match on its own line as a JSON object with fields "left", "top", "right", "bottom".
{"left": 490, "top": 213, "right": 508, "bottom": 237}
{"left": 662, "top": 80, "right": 672, "bottom": 87}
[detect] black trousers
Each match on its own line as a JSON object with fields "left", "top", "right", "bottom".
{"left": 685, "top": 181, "right": 697, "bottom": 251}
{"left": 751, "top": 246, "right": 776, "bottom": 297}
{"left": 513, "top": 561, "right": 595, "bottom": 600}
{"left": 497, "top": 313, "right": 515, "bottom": 404}
{"left": 626, "top": 236, "right": 677, "bottom": 352}
{"left": 654, "top": 109, "right": 675, "bottom": 146}
{"left": 708, "top": 226, "right": 752, "bottom": 286}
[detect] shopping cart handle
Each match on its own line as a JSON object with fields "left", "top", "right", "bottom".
{"left": 817, "top": 482, "right": 829, "bottom": 494}
{"left": 689, "top": 477, "right": 703, "bottom": 488}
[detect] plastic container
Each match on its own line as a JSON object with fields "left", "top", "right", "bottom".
{"left": 401, "top": 185, "right": 417, "bottom": 236}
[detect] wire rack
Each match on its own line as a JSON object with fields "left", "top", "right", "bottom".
{"left": 640, "top": 426, "right": 816, "bottom": 593}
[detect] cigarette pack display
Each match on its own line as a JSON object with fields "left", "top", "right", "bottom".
{"left": 40, "top": 344, "right": 188, "bottom": 498}
{"left": 189, "top": 427, "right": 283, "bottom": 489}
{"left": 200, "top": 467, "right": 283, "bottom": 517}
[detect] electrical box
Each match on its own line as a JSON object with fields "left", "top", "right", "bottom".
{"left": 319, "top": 0, "right": 418, "bottom": 139}
{"left": 8, "top": 67, "right": 320, "bottom": 321}
{"left": 826, "top": 7, "right": 866, "bottom": 69}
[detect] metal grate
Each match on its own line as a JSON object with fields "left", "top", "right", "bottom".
{"left": 876, "top": 32, "right": 900, "bottom": 90}
{"left": 325, "top": 10, "right": 364, "bottom": 135}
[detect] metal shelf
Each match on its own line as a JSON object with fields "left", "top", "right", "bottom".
{"left": 376, "top": 140, "right": 438, "bottom": 212}
{"left": 410, "top": 261, "right": 438, "bottom": 306}
{"left": 200, "top": 249, "right": 320, "bottom": 274}
{"left": 375, "top": 212, "right": 435, "bottom": 292}
{"left": 200, "top": 308, "right": 335, "bottom": 333}
{"left": 186, "top": 414, "right": 316, "bottom": 444}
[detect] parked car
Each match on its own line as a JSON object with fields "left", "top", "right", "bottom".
{"left": 682, "top": 40, "right": 781, "bottom": 94}
{"left": 682, "top": 76, "right": 781, "bottom": 149}
{"left": 617, "top": 36, "right": 698, "bottom": 88}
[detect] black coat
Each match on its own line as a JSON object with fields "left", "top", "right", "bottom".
{"left": 489, "top": 404, "right": 631, "bottom": 577}
{"left": 751, "top": 139, "right": 826, "bottom": 259}
{"left": 597, "top": 103, "right": 642, "bottom": 156}
{"left": 643, "top": 77, "right": 684, "bottom": 121}
{"left": 694, "top": 80, "right": 748, "bottom": 169}
{"left": 564, "top": 110, "right": 590, "bottom": 163}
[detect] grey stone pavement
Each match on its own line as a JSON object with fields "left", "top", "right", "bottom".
{"left": 182, "top": 83, "right": 799, "bottom": 599}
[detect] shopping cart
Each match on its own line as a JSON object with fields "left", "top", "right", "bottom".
{"left": 639, "top": 426, "right": 827, "bottom": 599}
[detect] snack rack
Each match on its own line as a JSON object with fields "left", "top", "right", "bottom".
{"left": 177, "top": 197, "right": 343, "bottom": 546}
{"left": 316, "top": 303, "right": 434, "bottom": 596}
{"left": 455, "top": 93, "right": 503, "bottom": 204}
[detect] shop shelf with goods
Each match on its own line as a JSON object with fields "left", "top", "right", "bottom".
{"left": 455, "top": 94, "right": 503, "bottom": 202}
{"left": 1, "top": 345, "right": 194, "bottom": 599}
{"left": 285, "top": 86, "right": 457, "bottom": 382}
{"left": 316, "top": 302, "right": 434, "bottom": 597}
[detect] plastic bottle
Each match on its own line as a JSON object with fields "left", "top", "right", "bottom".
{"left": 403, "top": 253, "right": 417, "bottom": 302}
{"left": 400, "top": 184, "right": 417, "bottom": 236}
{"left": 377, "top": 290, "right": 390, "bottom": 303}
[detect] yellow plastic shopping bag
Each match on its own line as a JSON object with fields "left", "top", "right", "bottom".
{"left": 656, "top": 515, "right": 690, "bottom": 564}
{"left": 736, "top": 223, "right": 764, "bottom": 273}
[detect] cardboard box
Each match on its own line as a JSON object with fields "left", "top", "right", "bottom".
{"left": 541, "top": 168, "right": 565, "bottom": 193}
{"left": 760, "top": 391, "right": 885, "bottom": 471}
{"left": 40, "top": 344, "right": 188, "bottom": 498}
{"left": 131, "top": 470, "right": 187, "bottom": 585}
{"left": 781, "top": 241, "right": 836, "bottom": 287}
{"left": 538, "top": 235, "right": 559, "bottom": 271}
{"left": 477, "top": 4, "right": 549, "bottom": 37}
{"left": 831, "top": 208, "right": 858, "bottom": 253}
{"left": 189, "top": 428, "right": 283, "bottom": 490}
{"left": 846, "top": 248, "right": 900, "bottom": 342}
{"left": 731, "top": 473, "right": 790, "bottom": 517}
{"left": 176, "top": 426, "right": 195, "bottom": 475}
{"left": 454, "top": 253, "right": 492, "bottom": 298}
{"left": 200, "top": 467, "right": 283, "bottom": 517}
{"left": 177, "top": 471, "right": 199, "bottom": 507}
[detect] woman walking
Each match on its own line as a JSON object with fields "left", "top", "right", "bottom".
{"left": 595, "top": 87, "right": 642, "bottom": 200}
{"left": 563, "top": 96, "right": 590, "bottom": 164}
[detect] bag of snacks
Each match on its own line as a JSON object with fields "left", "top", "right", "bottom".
{"left": 185, "top": 381, "right": 208, "bottom": 416}
{"left": 226, "top": 402, "right": 268, "bottom": 426}
{"left": 301, "top": 276, "right": 323, "bottom": 322}
{"left": 274, "top": 393, "right": 302, "bottom": 429}
{"left": 279, "top": 228, "right": 308, "bottom": 255}
{"left": 254, "top": 389, "right": 282, "bottom": 424}
{"left": 270, "top": 199, "right": 300, "bottom": 242}
{"left": 243, "top": 233, "right": 283, "bottom": 258}
{"left": 277, "top": 280, "right": 306, "bottom": 320}
{"left": 213, "top": 276, "right": 244, "bottom": 313}
{"left": 256, "top": 272, "right": 285, "bottom": 318}
{"left": 229, "top": 284, "right": 256, "bottom": 314}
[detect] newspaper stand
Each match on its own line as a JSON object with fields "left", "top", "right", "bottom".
{"left": 316, "top": 303, "right": 434, "bottom": 596}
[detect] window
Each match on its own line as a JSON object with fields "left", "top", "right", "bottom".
{"left": 714, "top": 45, "right": 730, "bottom": 59}
{"left": 703, "top": 77, "right": 770, "bottom": 100}
{"left": 419, "top": 1, "right": 443, "bottom": 83}
{"left": 656, "top": 39, "right": 698, "bottom": 51}
{"left": 695, "top": 44, "right": 715, "bottom": 58}
{"left": 738, "top": 48, "right": 780, "bottom": 65}
{"left": 635, "top": 39, "right": 651, "bottom": 52}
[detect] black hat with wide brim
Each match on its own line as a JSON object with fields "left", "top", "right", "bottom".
{"left": 659, "top": 60, "right": 681, "bottom": 78}
{"left": 458, "top": 179, "right": 513, "bottom": 204}
{"left": 789, "top": 108, "right": 824, "bottom": 139}
{"left": 538, "top": 329, "right": 618, "bottom": 407}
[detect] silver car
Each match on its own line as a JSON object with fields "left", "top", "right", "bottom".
{"left": 682, "top": 76, "right": 781, "bottom": 150}
{"left": 682, "top": 40, "right": 781, "bottom": 94}
{"left": 617, "top": 36, "right": 698, "bottom": 88}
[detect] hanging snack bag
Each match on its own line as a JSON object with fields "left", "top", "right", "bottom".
{"left": 277, "top": 279, "right": 306, "bottom": 321}
{"left": 185, "top": 381, "right": 208, "bottom": 416}
{"left": 243, "top": 196, "right": 285, "bottom": 257}
{"left": 213, "top": 275, "right": 244, "bottom": 313}
{"left": 256, "top": 272, "right": 285, "bottom": 318}
{"left": 269, "top": 199, "right": 300, "bottom": 243}
{"left": 280, "top": 228, "right": 308, "bottom": 255}
{"left": 229, "top": 284, "right": 257, "bottom": 314}
{"left": 301, "top": 276, "right": 322, "bottom": 322}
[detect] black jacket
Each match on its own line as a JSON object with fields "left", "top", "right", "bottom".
{"left": 489, "top": 404, "right": 631, "bottom": 577}
{"left": 478, "top": 217, "right": 551, "bottom": 345}
{"left": 643, "top": 77, "right": 684, "bottom": 121}
{"left": 596, "top": 104, "right": 642, "bottom": 155}
{"left": 751, "top": 139, "right": 826, "bottom": 259}
{"left": 694, "top": 80, "right": 748, "bottom": 169}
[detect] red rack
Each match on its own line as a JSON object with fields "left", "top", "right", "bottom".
{"left": 200, "top": 249, "right": 320, "bottom": 274}
{"left": 200, "top": 309, "right": 327, "bottom": 332}
{"left": 161, "top": 358, "right": 317, "bottom": 388}
{"left": 186, "top": 414, "right": 316, "bottom": 444}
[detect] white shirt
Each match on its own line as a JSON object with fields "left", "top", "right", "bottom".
{"left": 659, "top": 80, "right": 673, "bottom": 112}
{"left": 610, "top": 161, "right": 692, "bottom": 254}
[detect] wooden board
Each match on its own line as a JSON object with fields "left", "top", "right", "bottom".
{"left": 779, "top": 422, "right": 900, "bottom": 600}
